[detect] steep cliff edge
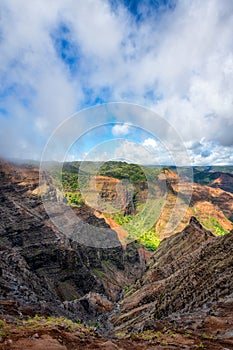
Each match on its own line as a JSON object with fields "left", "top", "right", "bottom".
{"left": 1, "top": 160, "right": 233, "bottom": 349}
{"left": 112, "top": 217, "right": 233, "bottom": 337}
{"left": 155, "top": 169, "right": 233, "bottom": 238}
{"left": 0, "top": 160, "right": 144, "bottom": 322}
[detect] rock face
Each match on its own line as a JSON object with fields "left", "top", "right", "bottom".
{"left": 0, "top": 160, "right": 143, "bottom": 321}
{"left": 155, "top": 169, "right": 233, "bottom": 238}
{"left": 112, "top": 217, "right": 233, "bottom": 335}
{"left": 1, "top": 160, "right": 233, "bottom": 349}
{"left": 210, "top": 172, "right": 233, "bottom": 193}
{"left": 83, "top": 175, "right": 148, "bottom": 217}
{"left": 1, "top": 215, "right": 232, "bottom": 349}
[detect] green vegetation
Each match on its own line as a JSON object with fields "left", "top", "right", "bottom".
{"left": 166, "top": 329, "right": 178, "bottom": 338}
{"left": 184, "top": 333, "right": 190, "bottom": 338}
{"left": 123, "top": 285, "right": 130, "bottom": 293}
{"left": 0, "top": 330, "right": 11, "bottom": 337}
{"left": 139, "top": 228, "right": 161, "bottom": 251}
{"left": 0, "top": 320, "right": 11, "bottom": 338}
{"left": 203, "top": 216, "right": 228, "bottom": 236}
{"left": 115, "top": 332, "right": 127, "bottom": 338}
{"left": 51, "top": 161, "right": 232, "bottom": 251}
{"left": 194, "top": 172, "right": 213, "bottom": 185}
{"left": 98, "top": 161, "right": 147, "bottom": 182}
{"left": 65, "top": 192, "right": 84, "bottom": 206}
{"left": 113, "top": 196, "right": 163, "bottom": 250}
{"left": 0, "top": 315, "right": 98, "bottom": 342}
{"left": 62, "top": 172, "right": 80, "bottom": 191}
{"left": 202, "top": 333, "right": 214, "bottom": 340}
{"left": 21, "top": 315, "right": 95, "bottom": 333}
{"left": 192, "top": 207, "right": 229, "bottom": 236}
{"left": 0, "top": 320, "right": 6, "bottom": 328}
{"left": 114, "top": 212, "right": 161, "bottom": 251}
{"left": 57, "top": 161, "right": 161, "bottom": 188}
{"left": 193, "top": 167, "right": 233, "bottom": 185}
{"left": 114, "top": 214, "right": 133, "bottom": 225}
{"left": 161, "top": 339, "right": 168, "bottom": 345}
{"left": 93, "top": 269, "right": 105, "bottom": 279}
{"left": 51, "top": 161, "right": 163, "bottom": 251}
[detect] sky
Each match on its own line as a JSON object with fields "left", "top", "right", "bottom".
{"left": 0, "top": 0, "right": 232, "bottom": 165}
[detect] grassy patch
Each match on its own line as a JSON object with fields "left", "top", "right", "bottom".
{"left": 21, "top": 315, "right": 95, "bottom": 333}
{"left": 113, "top": 201, "right": 162, "bottom": 251}
{"left": 0, "top": 320, "right": 6, "bottom": 328}
{"left": 65, "top": 192, "right": 84, "bottom": 206}
{"left": 203, "top": 216, "right": 228, "bottom": 236}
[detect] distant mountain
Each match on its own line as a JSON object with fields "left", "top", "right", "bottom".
{"left": 193, "top": 167, "right": 233, "bottom": 189}
{"left": 209, "top": 172, "right": 233, "bottom": 193}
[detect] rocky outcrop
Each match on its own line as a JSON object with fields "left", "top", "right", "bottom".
{"left": 0, "top": 160, "right": 143, "bottom": 321}
{"left": 1, "top": 161, "right": 233, "bottom": 349}
{"left": 1, "top": 225, "right": 232, "bottom": 350}
{"left": 82, "top": 175, "right": 148, "bottom": 217}
{"left": 0, "top": 243, "right": 64, "bottom": 318}
{"left": 112, "top": 217, "right": 233, "bottom": 335}
{"left": 155, "top": 169, "right": 233, "bottom": 237}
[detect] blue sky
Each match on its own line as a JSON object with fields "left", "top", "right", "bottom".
{"left": 0, "top": 0, "right": 232, "bottom": 165}
{"left": 65, "top": 120, "right": 174, "bottom": 165}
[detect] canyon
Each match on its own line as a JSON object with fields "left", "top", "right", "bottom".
{"left": 0, "top": 160, "right": 232, "bottom": 349}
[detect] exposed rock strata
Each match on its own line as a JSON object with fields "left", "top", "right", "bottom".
{"left": 112, "top": 217, "right": 233, "bottom": 335}
{"left": 0, "top": 161, "right": 143, "bottom": 321}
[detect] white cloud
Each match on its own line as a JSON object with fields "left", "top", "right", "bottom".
{"left": 70, "top": 0, "right": 125, "bottom": 59}
{"left": 113, "top": 140, "right": 155, "bottom": 164}
{"left": 0, "top": 0, "right": 232, "bottom": 164}
{"left": 112, "top": 123, "right": 131, "bottom": 136}
{"left": 143, "top": 138, "right": 158, "bottom": 149}
{"left": 142, "top": 138, "right": 178, "bottom": 165}
{"left": 79, "top": 139, "right": 156, "bottom": 165}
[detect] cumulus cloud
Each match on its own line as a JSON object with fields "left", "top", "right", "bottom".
{"left": 0, "top": 0, "right": 232, "bottom": 164}
{"left": 142, "top": 137, "right": 180, "bottom": 165}
{"left": 112, "top": 123, "right": 131, "bottom": 136}
{"left": 113, "top": 140, "right": 157, "bottom": 165}
{"left": 143, "top": 138, "right": 158, "bottom": 149}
